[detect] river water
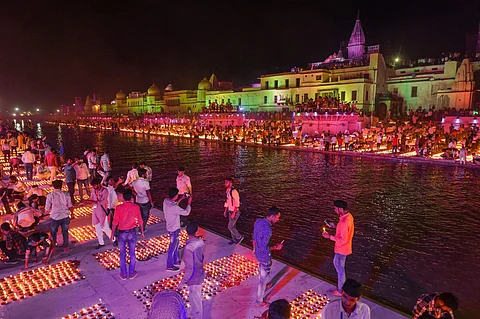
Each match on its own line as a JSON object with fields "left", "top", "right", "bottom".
{"left": 49, "top": 124, "right": 479, "bottom": 318}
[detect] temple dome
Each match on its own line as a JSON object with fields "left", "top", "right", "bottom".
{"left": 116, "top": 90, "right": 126, "bottom": 99}
{"left": 198, "top": 77, "right": 212, "bottom": 90}
{"left": 147, "top": 84, "right": 161, "bottom": 95}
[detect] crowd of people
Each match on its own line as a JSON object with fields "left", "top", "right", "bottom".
{"left": 0, "top": 121, "right": 464, "bottom": 319}
{"left": 64, "top": 108, "right": 480, "bottom": 165}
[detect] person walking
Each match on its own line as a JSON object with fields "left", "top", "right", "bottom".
{"left": 100, "top": 150, "right": 112, "bottom": 185}
{"left": 412, "top": 293, "right": 459, "bottom": 319}
{"left": 322, "top": 200, "right": 355, "bottom": 297}
{"left": 177, "top": 221, "right": 205, "bottom": 319}
{"left": 90, "top": 178, "right": 112, "bottom": 249}
{"left": 21, "top": 147, "right": 36, "bottom": 181}
{"left": 252, "top": 206, "right": 283, "bottom": 307}
{"left": 111, "top": 189, "right": 144, "bottom": 280}
{"left": 176, "top": 167, "right": 192, "bottom": 227}
{"left": 322, "top": 279, "right": 371, "bottom": 319}
{"left": 45, "top": 180, "right": 73, "bottom": 251}
{"left": 87, "top": 148, "right": 99, "bottom": 181}
{"left": 163, "top": 187, "right": 192, "bottom": 272}
{"left": 224, "top": 178, "right": 244, "bottom": 245}
{"left": 131, "top": 169, "right": 153, "bottom": 232}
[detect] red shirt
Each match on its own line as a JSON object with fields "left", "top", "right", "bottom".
{"left": 112, "top": 201, "right": 143, "bottom": 230}
{"left": 44, "top": 153, "right": 58, "bottom": 166}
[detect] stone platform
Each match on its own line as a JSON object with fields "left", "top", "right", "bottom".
{"left": 0, "top": 207, "right": 409, "bottom": 319}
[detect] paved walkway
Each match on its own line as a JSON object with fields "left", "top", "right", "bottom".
{"left": 0, "top": 205, "right": 409, "bottom": 319}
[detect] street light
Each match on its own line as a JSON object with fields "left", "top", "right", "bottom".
{"left": 36, "top": 108, "right": 40, "bottom": 112}
{"left": 15, "top": 107, "right": 19, "bottom": 111}
{"left": 57, "top": 109, "right": 60, "bottom": 112}
{"left": 395, "top": 57, "right": 399, "bottom": 63}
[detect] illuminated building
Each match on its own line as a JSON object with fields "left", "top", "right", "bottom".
{"left": 69, "top": 15, "right": 479, "bottom": 117}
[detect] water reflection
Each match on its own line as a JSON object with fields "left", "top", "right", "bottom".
{"left": 43, "top": 125, "right": 479, "bottom": 319}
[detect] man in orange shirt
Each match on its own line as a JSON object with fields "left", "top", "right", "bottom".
{"left": 323, "top": 200, "right": 355, "bottom": 297}
{"left": 111, "top": 189, "right": 144, "bottom": 280}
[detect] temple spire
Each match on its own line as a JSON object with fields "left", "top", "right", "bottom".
{"left": 347, "top": 12, "right": 366, "bottom": 60}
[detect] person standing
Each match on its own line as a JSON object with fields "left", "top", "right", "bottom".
{"left": 9, "top": 135, "right": 18, "bottom": 156}
{"left": 322, "top": 200, "right": 355, "bottom": 296}
{"left": 58, "top": 141, "right": 66, "bottom": 165}
{"left": 106, "top": 176, "right": 123, "bottom": 246}
{"left": 163, "top": 187, "right": 192, "bottom": 272}
{"left": 123, "top": 163, "right": 139, "bottom": 186}
{"left": 2, "top": 139, "right": 10, "bottom": 161}
{"left": 87, "top": 148, "right": 99, "bottom": 181}
{"left": 177, "top": 221, "right": 205, "bottom": 319}
{"left": 224, "top": 178, "right": 244, "bottom": 245}
{"left": 322, "top": 279, "right": 371, "bottom": 319}
{"left": 176, "top": 167, "right": 192, "bottom": 195}
{"left": 412, "top": 293, "right": 459, "bottom": 319}
{"left": 176, "top": 167, "right": 192, "bottom": 227}
{"left": 22, "top": 147, "right": 36, "bottom": 181}
{"left": 45, "top": 180, "right": 72, "bottom": 251}
{"left": 90, "top": 178, "right": 112, "bottom": 249}
{"left": 44, "top": 148, "right": 59, "bottom": 184}
{"left": 63, "top": 158, "right": 77, "bottom": 205}
{"left": 111, "top": 189, "right": 144, "bottom": 280}
{"left": 131, "top": 169, "right": 153, "bottom": 232}
{"left": 252, "top": 206, "right": 283, "bottom": 306}
{"left": 74, "top": 158, "right": 90, "bottom": 201}
{"left": 100, "top": 150, "right": 112, "bottom": 184}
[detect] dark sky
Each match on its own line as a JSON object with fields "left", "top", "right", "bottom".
{"left": 0, "top": 0, "right": 479, "bottom": 111}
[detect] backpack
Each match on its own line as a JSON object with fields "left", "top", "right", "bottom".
{"left": 230, "top": 187, "right": 247, "bottom": 213}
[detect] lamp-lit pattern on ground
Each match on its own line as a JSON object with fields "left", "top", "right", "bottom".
{"left": 0, "top": 260, "right": 83, "bottom": 305}
{"left": 60, "top": 303, "right": 115, "bottom": 319}
{"left": 132, "top": 254, "right": 258, "bottom": 309}
{"left": 289, "top": 290, "right": 329, "bottom": 318}
{"left": 69, "top": 215, "right": 163, "bottom": 243}
{"left": 94, "top": 230, "right": 188, "bottom": 270}
{"left": 71, "top": 206, "right": 93, "bottom": 218}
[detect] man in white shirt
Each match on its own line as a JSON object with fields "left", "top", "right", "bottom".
{"left": 163, "top": 187, "right": 192, "bottom": 272}
{"left": 224, "top": 177, "right": 244, "bottom": 245}
{"left": 123, "top": 163, "right": 139, "bottom": 186}
{"left": 131, "top": 169, "right": 153, "bottom": 231}
{"left": 45, "top": 180, "right": 73, "bottom": 251}
{"left": 322, "top": 279, "right": 371, "bottom": 319}
{"left": 87, "top": 148, "right": 99, "bottom": 181}
{"left": 176, "top": 167, "right": 192, "bottom": 195}
{"left": 74, "top": 158, "right": 90, "bottom": 201}
{"left": 21, "top": 147, "right": 36, "bottom": 180}
{"left": 100, "top": 150, "right": 112, "bottom": 185}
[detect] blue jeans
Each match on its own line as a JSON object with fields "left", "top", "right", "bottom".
{"left": 257, "top": 260, "right": 272, "bottom": 303}
{"left": 333, "top": 253, "right": 347, "bottom": 292}
{"left": 118, "top": 229, "right": 137, "bottom": 277}
{"left": 167, "top": 229, "right": 180, "bottom": 268}
{"left": 138, "top": 202, "right": 151, "bottom": 231}
{"left": 50, "top": 217, "right": 70, "bottom": 248}
{"left": 24, "top": 163, "right": 34, "bottom": 180}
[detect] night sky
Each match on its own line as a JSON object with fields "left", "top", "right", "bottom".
{"left": 0, "top": 0, "right": 479, "bottom": 111}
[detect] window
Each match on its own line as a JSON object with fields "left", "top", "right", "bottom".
{"left": 296, "top": 78, "right": 300, "bottom": 87}
{"left": 208, "top": 100, "right": 211, "bottom": 104}
{"left": 393, "top": 88, "right": 398, "bottom": 94}
{"left": 274, "top": 96, "right": 278, "bottom": 103}
{"left": 295, "top": 94, "right": 300, "bottom": 103}
{"left": 221, "top": 99, "right": 224, "bottom": 104}
{"left": 303, "top": 93, "right": 308, "bottom": 102}
{"left": 363, "top": 74, "right": 370, "bottom": 79}
{"left": 414, "top": 69, "right": 420, "bottom": 73}
{"left": 411, "top": 86, "right": 418, "bottom": 97}
{"left": 432, "top": 67, "right": 438, "bottom": 71}
{"left": 366, "top": 90, "right": 369, "bottom": 101}
{"left": 274, "top": 80, "right": 278, "bottom": 89}
{"left": 264, "top": 96, "right": 268, "bottom": 104}
{"left": 351, "top": 90, "right": 357, "bottom": 101}
{"left": 265, "top": 81, "right": 269, "bottom": 89}
{"left": 341, "top": 91, "right": 346, "bottom": 101}
{"left": 400, "top": 71, "right": 406, "bottom": 74}
{"left": 316, "top": 75, "right": 321, "bottom": 81}
{"left": 285, "top": 79, "right": 289, "bottom": 88}
{"left": 238, "top": 98, "right": 241, "bottom": 105}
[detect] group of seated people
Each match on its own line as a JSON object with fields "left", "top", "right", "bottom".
{"left": 0, "top": 222, "right": 53, "bottom": 269}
